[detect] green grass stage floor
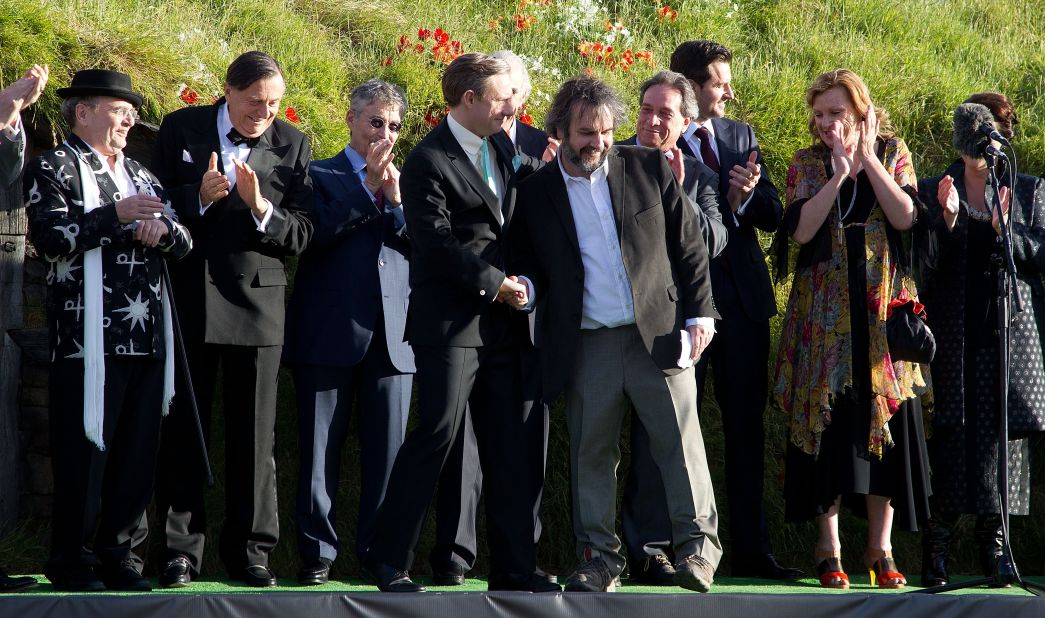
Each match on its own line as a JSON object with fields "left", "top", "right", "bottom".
{"left": 8, "top": 575, "right": 1045, "bottom": 596}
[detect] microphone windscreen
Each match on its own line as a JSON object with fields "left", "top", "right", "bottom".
{"left": 953, "top": 103, "right": 995, "bottom": 158}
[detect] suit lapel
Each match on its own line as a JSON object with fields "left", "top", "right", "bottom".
{"left": 546, "top": 164, "right": 581, "bottom": 258}
{"left": 606, "top": 151, "right": 626, "bottom": 239}
{"left": 246, "top": 125, "right": 283, "bottom": 194}
{"left": 676, "top": 134, "right": 696, "bottom": 158}
{"left": 330, "top": 150, "right": 365, "bottom": 195}
{"left": 437, "top": 122, "right": 503, "bottom": 227}
{"left": 712, "top": 117, "right": 737, "bottom": 177}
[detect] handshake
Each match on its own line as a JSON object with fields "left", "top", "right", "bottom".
{"left": 496, "top": 275, "right": 529, "bottom": 309}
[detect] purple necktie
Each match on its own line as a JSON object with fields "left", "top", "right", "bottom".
{"left": 695, "top": 126, "right": 720, "bottom": 173}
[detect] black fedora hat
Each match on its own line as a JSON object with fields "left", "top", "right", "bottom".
{"left": 56, "top": 69, "right": 144, "bottom": 108}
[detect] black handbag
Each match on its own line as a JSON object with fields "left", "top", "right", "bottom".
{"left": 886, "top": 295, "right": 936, "bottom": 364}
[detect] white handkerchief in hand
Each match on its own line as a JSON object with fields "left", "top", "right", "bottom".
{"left": 182, "top": 149, "right": 193, "bottom": 163}
{"left": 677, "top": 329, "right": 694, "bottom": 369}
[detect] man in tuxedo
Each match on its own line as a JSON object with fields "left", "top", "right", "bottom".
{"left": 363, "top": 53, "right": 556, "bottom": 594}
{"left": 429, "top": 48, "right": 555, "bottom": 587}
{"left": 26, "top": 69, "right": 192, "bottom": 591}
{"left": 282, "top": 79, "right": 413, "bottom": 586}
{"left": 151, "top": 50, "right": 313, "bottom": 588}
{"left": 0, "top": 63, "right": 47, "bottom": 595}
{"left": 657, "top": 39, "right": 798, "bottom": 580}
{"left": 513, "top": 76, "right": 721, "bottom": 593}
{"left": 616, "top": 69, "right": 729, "bottom": 584}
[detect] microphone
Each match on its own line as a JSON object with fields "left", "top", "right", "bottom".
{"left": 953, "top": 103, "right": 1008, "bottom": 157}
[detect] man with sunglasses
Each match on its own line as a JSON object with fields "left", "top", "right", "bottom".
{"left": 283, "top": 79, "right": 413, "bottom": 586}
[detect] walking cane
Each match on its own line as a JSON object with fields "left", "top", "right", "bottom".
{"left": 160, "top": 259, "right": 215, "bottom": 487}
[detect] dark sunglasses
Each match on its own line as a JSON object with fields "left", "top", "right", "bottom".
{"left": 369, "top": 117, "right": 403, "bottom": 133}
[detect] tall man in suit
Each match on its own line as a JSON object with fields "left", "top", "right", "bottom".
{"left": 616, "top": 69, "right": 729, "bottom": 584}
{"left": 151, "top": 51, "right": 313, "bottom": 588}
{"left": 283, "top": 79, "right": 413, "bottom": 586}
{"left": 429, "top": 49, "right": 555, "bottom": 587}
{"left": 513, "top": 76, "right": 721, "bottom": 593}
{"left": 636, "top": 39, "right": 796, "bottom": 580}
{"left": 0, "top": 64, "right": 47, "bottom": 594}
{"left": 363, "top": 53, "right": 556, "bottom": 594}
{"left": 26, "top": 69, "right": 192, "bottom": 591}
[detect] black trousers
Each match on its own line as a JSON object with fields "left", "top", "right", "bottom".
{"left": 367, "top": 341, "right": 536, "bottom": 576}
{"left": 430, "top": 340, "right": 548, "bottom": 572}
{"left": 47, "top": 357, "right": 164, "bottom": 577}
{"left": 154, "top": 341, "right": 281, "bottom": 574}
{"left": 622, "top": 313, "right": 772, "bottom": 563}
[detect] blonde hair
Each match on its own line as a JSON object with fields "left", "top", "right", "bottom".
{"left": 805, "top": 69, "right": 894, "bottom": 143}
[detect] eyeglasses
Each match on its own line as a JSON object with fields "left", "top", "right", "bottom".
{"left": 90, "top": 104, "right": 139, "bottom": 123}
{"left": 369, "top": 117, "right": 402, "bottom": 133}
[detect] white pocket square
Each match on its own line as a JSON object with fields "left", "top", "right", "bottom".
{"left": 182, "top": 149, "right": 193, "bottom": 163}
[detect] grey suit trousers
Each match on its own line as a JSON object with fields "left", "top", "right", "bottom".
{"left": 565, "top": 324, "right": 722, "bottom": 577}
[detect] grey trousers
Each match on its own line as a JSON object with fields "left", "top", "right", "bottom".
{"left": 565, "top": 325, "right": 721, "bottom": 577}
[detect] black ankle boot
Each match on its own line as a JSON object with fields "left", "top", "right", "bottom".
{"left": 920, "top": 513, "right": 953, "bottom": 587}
{"left": 974, "top": 513, "right": 1008, "bottom": 588}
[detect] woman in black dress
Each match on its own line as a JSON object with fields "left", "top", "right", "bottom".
{"left": 917, "top": 93, "right": 1045, "bottom": 587}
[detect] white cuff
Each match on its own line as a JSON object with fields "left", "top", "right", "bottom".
{"left": 253, "top": 199, "right": 275, "bottom": 232}
{"left": 685, "top": 316, "right": 716, "bottom": 333}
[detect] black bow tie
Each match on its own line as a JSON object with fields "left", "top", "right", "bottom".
{"left": 227, "top": 128, "right": 260, "bottom": 148}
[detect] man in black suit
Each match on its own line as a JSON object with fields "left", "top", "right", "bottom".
{"left": 513, "top": 76, "right": 721, "bottom": 593}
{"left": 429, "top": 49, "right": 556, "bottom": 587}
{"left": 650, "top": 39, "right": 798, "bottom": 580}
{"left": 616, "top": 70, "right": 729, "bottom": 584}
{"left": 363, "top": 53, "right": 555, "bottom": 594}
{"left": 26, "top": 69, "right": 192, "bottom": 591}
{"left": 283, "top": 79, "right": 413, "bottom": 586}
{"left": 0, "top": 64, "right": 47, "bottom": 594}
{"left": 151, "top": 51, "right": 313, "bottom": 588}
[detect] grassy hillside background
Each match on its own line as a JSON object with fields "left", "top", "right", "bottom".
{"left": 3, "top": 0, "right": 1045, "bottom": 581}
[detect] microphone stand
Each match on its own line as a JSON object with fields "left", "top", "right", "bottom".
{"left": 160, "top": 260, "right": 215, "bottom": 487}
{"left": 915, "top": 149, "right": 1043, "bottom": 595}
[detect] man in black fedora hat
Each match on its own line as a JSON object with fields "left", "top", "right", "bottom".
{"left": 24, "top": 68, "right": 191, "bottom": 592}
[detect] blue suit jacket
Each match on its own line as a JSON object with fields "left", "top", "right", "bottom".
{"left": 283, "top": 150, "right": 414, "bottom": 371}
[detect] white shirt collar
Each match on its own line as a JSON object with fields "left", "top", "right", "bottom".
{"left": 343, "top": 144, "right": 367, "bottom": 174}
{"left": 446, "top": 111, "right": 485, "bottom": 160}
{"left": 217, "top": 103, "right": 234, "bottom": 143}
{"left": 684, "top": 120, "right": 716, "bottom": 141}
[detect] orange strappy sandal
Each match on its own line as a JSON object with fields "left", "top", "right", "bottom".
{"left": 815, "top": 549, "right": 849, "bottom": 589}
{"left": 864, "top": 550, "right": 906, "bottom": 589}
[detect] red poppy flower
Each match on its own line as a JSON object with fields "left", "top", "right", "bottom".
{"left": 434, "top": 28, "right": 449, "bottom": 43}
{"left": 519, "top": 112, "right": 533, "bottom": 126}
{"left": 285, "top": 107, "right": 300, "bottom": 123}
{"left": 179, "top": 87, "right": 199, "bottom": 104}
{"left": 382, "top": 57, "right": 392, "bottom": 66}
{"left": 418, "top": 27, "right": 431, "bottom": 40}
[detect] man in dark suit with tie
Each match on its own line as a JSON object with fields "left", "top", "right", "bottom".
{"left": 513, "top": 76, "right": 721, "bottom": 592}
{"left": 429, "top": 49, "right": 556, "bottom": 588}
{"left": 151, "top": 50, "right": 313, "bottom": 588}
{"left": 283, "top": 79, "right": 413, "bottom": 586}
{"left": 616, "top": 70, "right": 729, "bottom": 584}
{"left": 635, "top": 39, "right": 796, "bottom": 580}
{"left": 363, "top": 53, "right": 555, "bottom": 594}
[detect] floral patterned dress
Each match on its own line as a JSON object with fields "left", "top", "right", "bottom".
{"left": 773, "top": 138, "right": 932, "bottom": 529}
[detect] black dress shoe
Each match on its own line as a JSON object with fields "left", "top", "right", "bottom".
{"left": 0, "top": 568, "right": 38, "bottom": 593}
{"left": 431, "top": 562, "right": 467, "bottom": 586}
{"left": 298, "top": 560, "right": 331, "bottom": 586}
{"left": 159, "top": 555, "right": 192, "bottom": 588}
{"left": 47, "top": 565, "right": 106, "bottom": 592}
{"left": 488, "top": 571, "right": 562, "bottom": 593}
{"left": 102, "top": 560, "right": 152, "bottom": 591}
{"left": 239, "top": 565, "right": 277, "bottom": 588}
{"left": 631, "top": 554, "right": 676, "bottom": 585}
{"left": 363, "top": 561, "right": 425, "bottom": 593}
{"left": 534, "top": 567, "right": 558, "bottom": 585}
{"left": 731, "top": 553, "right": 805, "bottom": 580}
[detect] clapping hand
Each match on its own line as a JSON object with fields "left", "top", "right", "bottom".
{"left": 541, "top": 137, "right": 560, "bottom": 162}
{"left": 830, "top": 120, "right": 854, "bottom": 180}
{"left": 726, "top": 151, "right": 761, "bottom": 211}
{"left": 134, "top": 218, "right": 169, "bottom": 247}
{"left": 232, "top": 158, "right": 267, "bottom": 219}
{"left": 855, "top": 104, "right": 880, "bottom": 166}
{"left": 115, "top": 194, "right": 165, "bottom": 224}
{"left": 937, "top": 175, "right": 959, "bottom": 231}
{"left": 0, "top": 64, "right": 49, "bottom": 131}
{"left": 200, "top": 152, "right": 230, "bottom": 204}
{"left": 668, "top": 146, "right": 685, "bottom": 185}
